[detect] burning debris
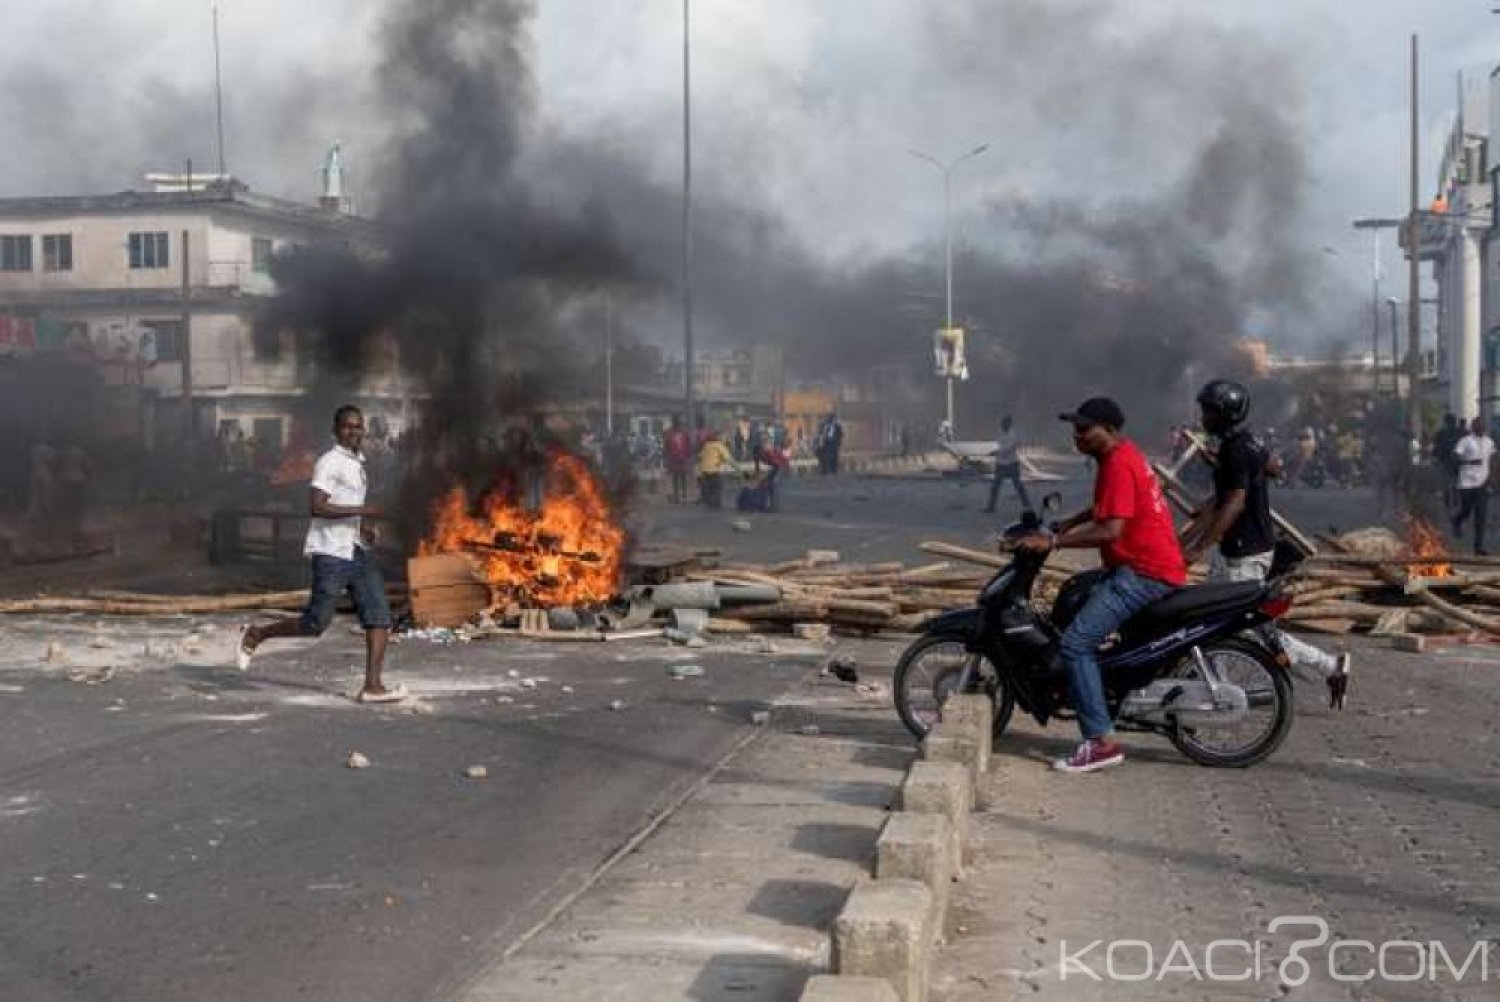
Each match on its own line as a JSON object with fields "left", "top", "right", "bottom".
{"left": 419, "top": 449, "right": 624, "bottom": 609}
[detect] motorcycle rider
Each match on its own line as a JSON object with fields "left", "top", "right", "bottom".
{"left": 1181, "top": 379, "right": 1352, "bottom": 709}
{"left": 1017, "top": 397, "right": 1187, "bottom": 774}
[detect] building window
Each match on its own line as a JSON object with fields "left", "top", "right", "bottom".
{"left": 251, "top": 237, "right": 273, "bottom": 274}
{"left": 141, "top": 319, "right": 184, "bottom": 362}
{"left": 42, "top": 234, "right": 72, "bottom": 272}
{"left": 128, "top": 231, "right": 170, "bottom": 270}
{"left": 1, "top": 235, "right": 33, "bottom": 272}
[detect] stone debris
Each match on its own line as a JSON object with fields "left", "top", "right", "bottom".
{"left": 520, "top": 678, "right": 539, "bottom": 689}
{"left": 560, "top": 685, "right": 575, "bottom": 694}
{"left": 668, "top": 664, "right": 705, "bottom": 679}
{"left": 507, "top": 669, "right": 520, "bottom": 678}
{"left": 67, "top": 667, "right": 115, "bottom": 685}
{"left": 464, "top": 765, "right": 489, "bottom": 780}
{"left": 730, "top": 519, "right": 753, "bottom": 533}
{"left": 45, "top": 641, "right": 67, "bottom": 664}
{"left": 609, "top": 699, "right": 626, "bottom": 711}
{"left": 346, "top": 751, "right": 371, "bottom": 770}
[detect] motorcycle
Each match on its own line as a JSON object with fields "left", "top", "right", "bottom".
{"left": 893, "top": 496, "right": 1299, "bottom": 768}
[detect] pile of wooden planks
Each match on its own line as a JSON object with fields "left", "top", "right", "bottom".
{"left": 1286, "top": 528, "right": 1500, "bottom": 639}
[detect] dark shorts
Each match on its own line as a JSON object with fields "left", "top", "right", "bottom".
{"left": 300, "top": 548, "right": 391, "bottom": 634}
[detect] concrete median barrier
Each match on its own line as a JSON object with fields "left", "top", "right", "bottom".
{"left": 832, "top": 878, "right": 935, "bottom": 1002}
{"left": 799, "top": 974, "right": 900, "bottom": 1001}
{"left": 919, "top": 693, "right": 991, "bottom": 788}
{"left": 899, "top": 760, "right": 971, "bottom": 866}
{"left": 876, "top": 813, "right": 955, "bottom": 922}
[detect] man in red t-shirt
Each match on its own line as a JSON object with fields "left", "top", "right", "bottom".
{"left": 1018, "top": 397, "right": 1186, "bottom": 774}
{"left": 663, "top": 415, "right": 694, "bottom": 504}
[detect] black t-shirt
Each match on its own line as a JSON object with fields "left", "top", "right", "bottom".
{"left": 1214, "top": 430, "right": 1275, "bottom": 558}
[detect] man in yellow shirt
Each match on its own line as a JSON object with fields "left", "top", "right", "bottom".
{"left": 697, "top": 431, "right": 736, "bottom": 508}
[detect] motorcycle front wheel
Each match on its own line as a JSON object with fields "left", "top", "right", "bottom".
{"left": 1168, "top": 637, "right": 1294, "bottom": 768}
{"left": 892, "top": 634, "right": 1015, "bottom": 741}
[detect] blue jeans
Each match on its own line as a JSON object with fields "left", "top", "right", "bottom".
{"left": 300, "top": 548, "right": 392, "bottom": 634}
{"left": 1058, "top": 566, "right": 1176, "bottom": 740}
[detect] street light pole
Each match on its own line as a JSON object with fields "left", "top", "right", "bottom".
{"left": 1353, "top": 217, "right": 1405, "bottom": 400}
{"left": 682, "top": 0, "right": 695, "bottom": 432}
{"left": 909, "top": 143, "right": 989, "bottom": 438}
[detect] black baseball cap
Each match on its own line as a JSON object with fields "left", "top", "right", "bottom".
{"left": 1059, "top": 397, "right": 1126, "bottom": 430}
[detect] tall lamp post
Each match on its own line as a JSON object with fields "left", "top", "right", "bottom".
{"left": 909, "top": 143, "right": 990, "bottom": 437}
{"left": 1354, "top": 218, "right": 1404, "bottom": 400}
{"left": 681, "top": 0, "right": 695, "bottom": 431}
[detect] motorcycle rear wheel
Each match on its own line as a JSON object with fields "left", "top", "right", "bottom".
{"left": 892, "top": 634, "right": 1015, "bottom": 741}
{"left": 1167, "top": 637, "right": 1293, "bottom": 768}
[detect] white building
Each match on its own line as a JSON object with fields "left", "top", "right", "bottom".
{"left": 0, "top": 171, "right": 401, "bottom": 450}
{"left": 1422, "top": 75, "right": 1493, "bottom": 420}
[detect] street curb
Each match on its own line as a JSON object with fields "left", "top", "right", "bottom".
{"left": 810, "top": 693, "right": 988, "bottom": 1001}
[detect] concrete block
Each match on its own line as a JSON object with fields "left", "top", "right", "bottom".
{"left": 1390, "top": 632, "right": 1426, "bottom": 653}
{"left": 944, "top": 693, "right": 993, "bottom": 768}
{"left": 876, "top": 813, "right": 955, "bottom": 921}
{"left": 834, "top": 878, "right": 934, "bottom": 1002}
{"left": 900, "top": 761, "right": 971, "bottom": 864}
{"left": 920, "top": 717, "right": 989, "bottom": 788}
{"left": 800, "top": 974, "right": 899, "bottom": 1001}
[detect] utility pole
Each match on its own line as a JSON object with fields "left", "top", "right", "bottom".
{"left": 1406, "top": 33, "right": 1422, "bottom": 442}
{"left": 604, "top": 291, "right": 615, "bottom": 436}
{"left": 681, "top": 0, "right": 695, "bottom": 432}
{"left": 180, "top": 227, "right": 193, "bottom": 442}
{"left": 213, "top": 3, "right": 227, "bottom": 176}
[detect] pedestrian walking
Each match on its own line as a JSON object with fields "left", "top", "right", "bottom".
{"left": 816, "top": 413, "right": 844, "bottom": 475}
{"left": 696, "top": 430, "right": 736, "bottom": 509}
{"left": 663, "top": 415, "right": 694, "bottom": 504}
{"left": 982, "top": 415, "right": 1032, "bottom": 514}
{"left": 1452, "top": 417, "right": 1496, "bottom": 555}
{"left": 1433, "top": 412, "right": 1462, "bottom": 514}
{"left": 235, "top": 405, "right": 403, "bottom": 703}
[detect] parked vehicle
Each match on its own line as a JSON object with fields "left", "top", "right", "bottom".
{"left": 893, "top": 498, "right": 1299, "bottom": 768}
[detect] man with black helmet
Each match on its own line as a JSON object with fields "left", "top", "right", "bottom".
{"left": 1182, "top": 379, "right": 1352, "bottom": 709}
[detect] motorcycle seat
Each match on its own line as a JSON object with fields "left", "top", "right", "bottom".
{"left": 1129, "top": 581, "right": 1265, "bottom": 630}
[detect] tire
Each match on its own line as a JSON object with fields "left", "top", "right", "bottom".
{"left": 1168, "top": 637, "right": 1294, "bottom": 768}
{"left": 893, "top": 633, "right": 1015, "bottom": 741}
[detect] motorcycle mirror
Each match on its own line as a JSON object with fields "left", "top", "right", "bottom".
{"left": 1041, "top": 491, "right": 1064, "bottom": 513}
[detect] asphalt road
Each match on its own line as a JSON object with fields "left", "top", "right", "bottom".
{"left": 0, "top": 459, "right": 1408, "bottom": 1001}
{"left": 0, "top": 625, "right": 816, "bottom": 1002}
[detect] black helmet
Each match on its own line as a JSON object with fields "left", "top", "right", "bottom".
{"left": 1196, "top": 379, "right": 1250, "bottom": 433}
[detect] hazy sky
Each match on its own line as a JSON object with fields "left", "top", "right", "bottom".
{"left": 0, "top": 1, "right": 1495, "bottom": 303}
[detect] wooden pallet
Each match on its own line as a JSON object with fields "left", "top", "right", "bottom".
{"left": 408, "top": 553, "right": 489, "bottom": 627}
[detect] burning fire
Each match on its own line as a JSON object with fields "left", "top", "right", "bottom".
{"left": 1403, "top": 514, "right": 1453, "bottom": 579}
{"left": 419, "top": 450, "right": 625, "bottom": 606}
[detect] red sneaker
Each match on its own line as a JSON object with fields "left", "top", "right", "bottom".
{"left": 1053, "top": 738, "right": 1125, "bottom": 774}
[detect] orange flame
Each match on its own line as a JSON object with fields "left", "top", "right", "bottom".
{"left": 1403, "top": 514, "right": 1453, "bottom": 579}
{"left": 418, "top": 450, "right": 625, "bottom": 606}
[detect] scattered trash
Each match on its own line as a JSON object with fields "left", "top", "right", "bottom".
{"left": 751, "top": 710, "right": 771, "bottom": 726}
{"left": 145, "top": 892, "right": 160, "bottom": 903}
{"left": 825, "top": 656, "right": 860, "bottom": 684}
{"left": 346, "top": 751, "right": 371, "bottom": 770}
{"left": 400, "top": 626, "right": 461, "bottom": 645}
{"left": 855, "top": 681, "right": 888, "bottom": 698}
{"left": 684, "top": 636, "right": 708, "bottom": 649}
{"left": 609, "top": 699, "right": 626, "bottom": 711}
{"left": 799, "top": 724, "right": 821, "bottom": 736}
{"left": 668, "top": 664, "right": 705, "bottom": 679}
{"left": 507, "top": 669, "right": 520, "bottom": 678}
{"left": 561, "top": 685, "right": 575, "bottom": 694}
{"left": 730, "top": 519, "right": 753, "bottom": 533}
{"left": 464, "top": 765, "right": 489, "bottom": 780}
{"left": 520, "top": 678, "right": 539, "bottom": 689}
{"left": 67, "top": 667, "right": 115, "bottom": 685}
{"left": 496, "top": 695, "right": 515, "bottom": 705}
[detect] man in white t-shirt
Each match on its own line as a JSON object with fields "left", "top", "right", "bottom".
{"left": 236, "top": 405, "right": 403, "bottom": 702}
{"left": 1452, "top": 417, "right": 1496, "bottom": 555}
{"left": 982, "top": 415, "right": 1032, "bottom": 514}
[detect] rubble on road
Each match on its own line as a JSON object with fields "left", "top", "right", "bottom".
{"left": 346, "top": 752, "right": 371, "bottom": 769}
